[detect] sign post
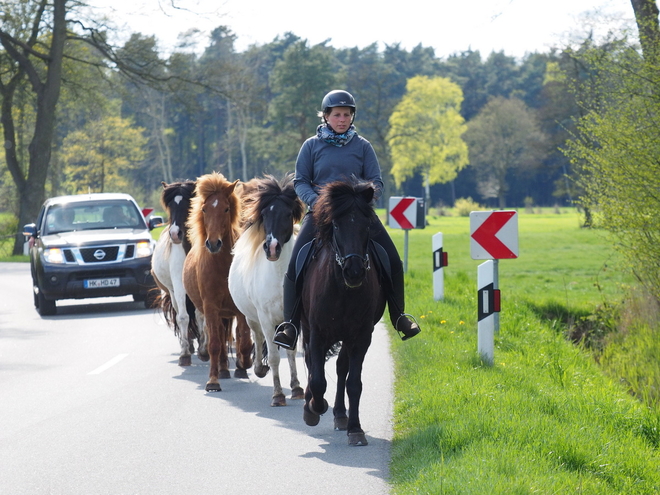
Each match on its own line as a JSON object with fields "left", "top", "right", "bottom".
{"left": 470, "top": 210, "right": 518, "bottom": 364}
{"left": 432, "top": 232, "right": 448, "bottom": 300}
{"left": 388, "top": 196, "right": 425, "bottom": 272}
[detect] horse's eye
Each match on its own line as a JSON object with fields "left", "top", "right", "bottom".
{"left": 202, "top": 208, "right": 206, "bottom": 213}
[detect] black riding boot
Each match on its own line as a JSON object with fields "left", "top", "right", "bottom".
{"left": 388, "top": 266, "right": 421, "bottom": 341}
{"left": 273, "top": 274, "right": 300, "bottom": 350}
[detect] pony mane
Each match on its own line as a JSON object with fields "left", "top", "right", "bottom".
{"left": 187, "top": 172, "right": 242, "bottom": 246}
{"left": 236, "top": 174, "right": 304, "bottom": 257}
{"left": 313, "top": 180, "right": 377, "bottom": 244}
{"left": 160, "top": 179, "right": 196, "bottom": 213}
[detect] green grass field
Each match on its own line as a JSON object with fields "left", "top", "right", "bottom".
{"left": 384, "top": 210, "right": 660, "bottom": 493}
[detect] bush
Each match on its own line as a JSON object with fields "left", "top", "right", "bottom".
{"left": 454, "top": 196, "right": 483, "bottom": 217}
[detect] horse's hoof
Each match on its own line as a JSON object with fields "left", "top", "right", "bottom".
{"left": 310, "top": 398, "right": 328, "bottom": 415}
{"left": 219, "top": 370, "right": 231, "bottom": 379}
{"left": 205, "top": 382, "right": 221, "bottom": 392}
{"left": 178, "top": 355, "right": 192, "bottom": 367}
{"left": 334, "top": 416, "right": 349, "bottom": 431}
{"left": 234, "top": 368, "right": 249, "bottom": 379}
{"left": 303, "top": 404, "right": 320, "bottom": 426}
{"left": 271, "top": 394, "right": 286, "bottom": 407}
{"left": 197, "top": 352, "right": 210, "bottom": 362}
{"left": 348, "top": 431, "right": 368, "bottom": 446}
{"left": 254, "top": 364, "right": 270, "bottom": 378}
{"left": 291, "top": 386, "right": 305, "bottom": 400}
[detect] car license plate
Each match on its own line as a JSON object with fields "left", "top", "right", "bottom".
{"left": 84, "top": 278, "right": 120, "bottom": 289}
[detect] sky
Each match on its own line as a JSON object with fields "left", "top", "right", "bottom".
{"left": 87, "top": 0, "right": 636, "bottom": 59}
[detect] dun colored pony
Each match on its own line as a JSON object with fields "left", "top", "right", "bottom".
{"left": 228, "top": 174, "right": 305, "bottom": 406}
{"left": 182, "top": 172, "right": 253, "bottom": 391}
{"left": 301, "top": 180, "right": 386, "bottom": 446}
{"left": 151, "top": 180, "right": 206, "bottom": 366}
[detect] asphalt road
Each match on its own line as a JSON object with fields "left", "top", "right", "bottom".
{"left": 0, "top": 262, "right": 394, "bottom": 495}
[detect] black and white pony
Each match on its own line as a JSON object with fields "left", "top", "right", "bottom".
{"left": 228, "top": 174, "right": 306, "bottom": 406}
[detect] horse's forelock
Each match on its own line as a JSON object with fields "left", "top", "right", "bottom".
{"left": 187, "top": 173, "right": 242, "bottom": 244}
{"left": 314, "top": 181, "right": 375, "bottom": 241}
{"left": 161, "top": 180, "right": 195, "bottom": 210}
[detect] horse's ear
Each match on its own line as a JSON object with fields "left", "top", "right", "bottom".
{"left": 161, "top": 181, "right": 167, "bottom": 188}
{"left": 361, "top": 186, "right": 375, "bottom": 205}
{"left": 228, "top": 179, "right": 240, "bottom": 195}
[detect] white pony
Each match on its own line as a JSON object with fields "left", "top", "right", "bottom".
{"left": 151, "top": 180, "right": 207, "bottom": 366}
{"left": 228, "top": 174, "right": 305, "bottom": 406}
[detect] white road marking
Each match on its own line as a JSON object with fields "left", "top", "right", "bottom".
{"left": 88, "top": 354, "right": 129, "bottom": 375}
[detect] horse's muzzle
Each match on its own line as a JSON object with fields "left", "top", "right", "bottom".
{"left": 205, "top": 238, "right": 222, "bottom": 253}
{"left": 263, "top": 236, "right": 281, "bottom": 261}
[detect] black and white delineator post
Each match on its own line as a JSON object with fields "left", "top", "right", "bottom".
{"left": 432, "top": 232, "right": 448, "bottom": 300}
{"left": 470, "top": 210, "right": 519, "bottom": 365}
{"left": 477, "top": 260, "right": 501, "bottom": 365}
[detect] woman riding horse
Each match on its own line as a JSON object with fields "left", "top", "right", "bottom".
{"left": 273, "top": 89, "right": 421, "bottom": 350}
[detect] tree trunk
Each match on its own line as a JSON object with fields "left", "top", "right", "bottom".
{"left": 12, "top": 0, "right": 67, "bottom": 254}
{"left": 631, "top": 0, "right": 660, "bottom": 64}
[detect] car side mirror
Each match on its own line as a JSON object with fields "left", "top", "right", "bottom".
{"left": 23, "top": 223, "right": 37, "bottom": 238}
{"left": 148, "top": 216, "right": 164, "bottom": 230}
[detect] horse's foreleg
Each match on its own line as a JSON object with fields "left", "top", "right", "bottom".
{"left": 265, "top": 339, "right": 285, "bottom": 407}
{"left": 233, "top": 314, "right": 253, "bottom": 378}
{"left": 345, "top": 337, "right": 371, "bottom": 446}
{"left": 303, "top": 331, "right": 328, "bottom": 426}
{"left": 249, "top": 319, "right": 269, "bottom": 379}
{"left": 333, "top": 345, "right": 349, "bottom": 431}
{"left": 204, "top": 314, "right": 225, "bottom": 392}
{"left": 173, "top": 295, "right": 191, "bottom": 366}
{"left": 286, "top": 348, "right": 304, "bottom": 400}
{"left": 219, "top": 318, "right": 230, "bottom": 380}
{"left": 196, "top": 311, "right": 209, "bottom": 362}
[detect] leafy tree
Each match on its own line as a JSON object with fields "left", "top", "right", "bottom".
{"left": 387, "top": 76, "right": 468, "bottom": 204}
{"left": 464, "top": 96, "right": 548, "bottom": 208}
{"left": 564, "top": 3, "right": 660, "bottom": 300}
{"left": 266, "top": 40, "right": 337, "bottom": 173}
{"left": 59, "top": 112, "right": 147, "bottom": 195}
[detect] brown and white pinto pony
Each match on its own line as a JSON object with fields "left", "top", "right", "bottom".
{"left": 182, "top": 172, "right": 253, "bottom": 391}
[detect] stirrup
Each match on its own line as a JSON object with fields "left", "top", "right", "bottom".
{"left": 395, "top": 313, "right": 421, "bottom": 341}
{"left": 273, "top": 321, "right": 299, "bottom": 350}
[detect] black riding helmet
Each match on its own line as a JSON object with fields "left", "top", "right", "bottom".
{"left": 321, "top": 90, "right": 356, "bottom": 123}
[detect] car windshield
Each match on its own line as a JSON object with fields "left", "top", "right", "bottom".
{"left": 44, "top": 200, "right": 145, "bottom": 234}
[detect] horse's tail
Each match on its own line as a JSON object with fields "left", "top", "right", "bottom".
{"left": 160, "top": 292, "right": 181, "bottom": 336}
{"left": 185, "top": 295, "right": 200, "bottom": 340}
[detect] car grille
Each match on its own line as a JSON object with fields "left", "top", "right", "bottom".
{"left": 61, "top": 244, "right": 140, "bottom": 265}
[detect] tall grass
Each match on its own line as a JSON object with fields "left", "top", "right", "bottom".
{"left": 386, "top": 209, "right": 660, "bottom": 493}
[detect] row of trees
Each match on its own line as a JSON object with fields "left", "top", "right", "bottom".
{"left": 2, "top": 0, "right": 660, "bottom": 303}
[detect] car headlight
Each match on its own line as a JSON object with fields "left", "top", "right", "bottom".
{"left": 136, "top": 241, "right": 153, "bottom": 258}
{"left": 43, "top": 248, "right": 65, "bottom": 264}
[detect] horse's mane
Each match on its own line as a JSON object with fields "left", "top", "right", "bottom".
{"left": 160, "top": 180, "right": 196, "bottom": 222}
{"left": 187, "top": 172, "right": 242, "bottom": 246}
{"left": 313, "top": 180, "right": 377, "bottom": 244}
{"left": 238, "top": 174, "right": 304, "bottom": 255}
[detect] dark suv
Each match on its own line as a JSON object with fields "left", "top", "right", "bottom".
{"left": 23, "top": 193, "right": 163, "bottom": 316}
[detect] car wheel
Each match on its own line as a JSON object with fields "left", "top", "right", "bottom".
{"left": 36, "top": 287, "right": 57, "bottom": 316}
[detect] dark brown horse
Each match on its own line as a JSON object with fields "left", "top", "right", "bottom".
{"left": 182, "top": 172, "right": 253, "bottom": 391}
{"left": 300, "top": 180, "right": 386, "bottom": 446}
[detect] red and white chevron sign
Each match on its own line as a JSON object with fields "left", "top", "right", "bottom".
{"left": 388, "top": 197, "right": 417, "bottom": 230}
{"left": 470, "top": 210, "right": 519, "bottom": 260}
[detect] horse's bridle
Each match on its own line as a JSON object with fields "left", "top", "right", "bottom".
{"left": 331, "top": 220, "right": 371, "bottom": 271}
